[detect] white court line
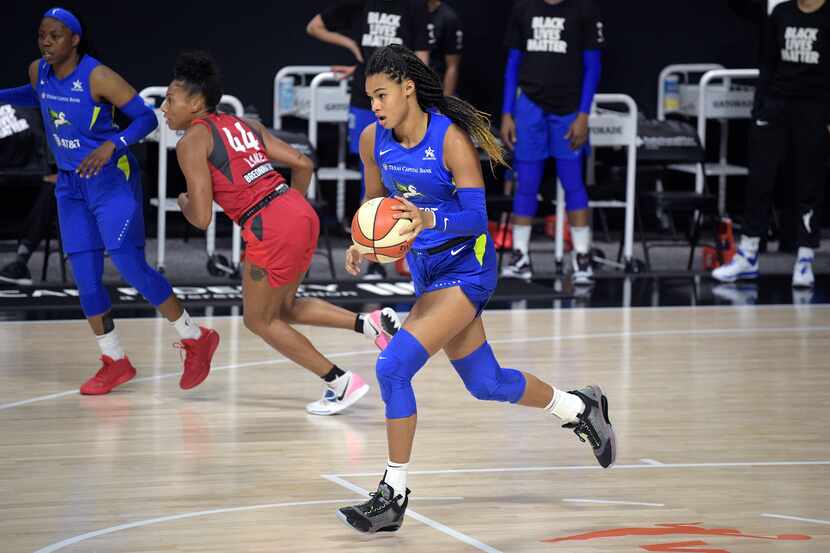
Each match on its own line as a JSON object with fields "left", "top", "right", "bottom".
{"left": 563, "top": 498, "right": 665, "bottom": 507}
{"left": 322, "top": 474, "right": 503, "bottom": 553}
{"left": 761, "top": 513, "right": 830, "bottom": 526}
{"left": 33, "top": 498, "right": 364, "bottom": 553}
{"left": 3, "top": 325, "right": 829, "bottom": 412}
{"left": 640, "top": 458, "right": 664, "bottom": 465}
{"left": 333, "top": 459, "right": 830, "bottom": 477}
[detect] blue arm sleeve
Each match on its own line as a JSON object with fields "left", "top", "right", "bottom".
{"left": 578, "top": 49, "right": 601, "bottom": 115}
{"left": 433, "top": 187, "right": 488, "bottom": 236}
{"left": 0, "top": 84, "right": 39, "bottom": 108}
{"left": 501, "top": 49, "right": 523, "bottom": 115}
{"left": 111, "top": 95, "right": 158, "bottom": 152}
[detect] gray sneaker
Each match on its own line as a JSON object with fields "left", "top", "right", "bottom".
{"left": 562, "top": 385, "right": 616, "bottom": 468}
{"left": 336, "top": 480, "right": 409, "bottom": 533}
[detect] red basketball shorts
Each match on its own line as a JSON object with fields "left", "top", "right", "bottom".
{"left": 241, "top": 188, "right": 319, "bottom": 287}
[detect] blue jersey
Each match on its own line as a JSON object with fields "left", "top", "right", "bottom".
{"left": 375, "top": 111, "right": 463, "bottom": 251}
{"left": 34, "top": 55, "right": 121, "bottom": 171}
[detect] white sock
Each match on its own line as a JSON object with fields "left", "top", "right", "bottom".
{"left": 739, "top": 235, "right": 760, "bottom": 257}
{"left": 797, "top": 247, "right": 814, "bottom": 262}
{"left": 384, "top": 460, "right": 408, "bottom": 504}
{"left": 570, "top": 226, "right": 591, "bottom": 255}
{"left": 96, "top": 330, "right": 125, "bottom": 360}
{"left": 513, "top": 224, "right": 531, "bottom": 255}
{"left": 359, "top": 314, "right": 378, "bottom": 340}
{"left": 172, "top": 310, "right": 201, "bottom": 340}
{"left": 544, "top": 388, "right": 585, "bottom": 423}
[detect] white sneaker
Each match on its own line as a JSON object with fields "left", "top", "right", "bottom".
{"left": 363, "top": 308, "right": 401, "bottom": 350}
{"left": 572, "top": 253, "right": 594, "bottom": 286}
{"left": 711, "top": 249, "right": 759, "bottom": 283}
{"left": 501, "top": 250, "right": 532, "bottom": 280}
{"left": 792, "top": 257, "right": 815, "bottom": 288}
{"left": 306, "top": 371, "right": 370, "bottom": 416}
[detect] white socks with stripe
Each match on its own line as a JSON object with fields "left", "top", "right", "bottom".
{"left": 570, "top": 226, "right": 591, "bottom": 255}
{"left": 384, "top": 460, "right": 409, "bottom": 505}
{"left": 513, "top": 224, "right": 531, "bottom": 255}
{"left": 544, "top": 387, "right": 585, "bottom": 424}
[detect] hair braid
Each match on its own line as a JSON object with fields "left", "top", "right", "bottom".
{"left": 366, "top": 44, "right": 506, "bottom": 167}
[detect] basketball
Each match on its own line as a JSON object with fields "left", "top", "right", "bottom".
{"left": 351, "top": 197, "right": 415, "bottom": 263}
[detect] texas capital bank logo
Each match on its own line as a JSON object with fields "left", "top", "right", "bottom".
{"left": 544, "top": 522, "right": 811, "bottom": 552}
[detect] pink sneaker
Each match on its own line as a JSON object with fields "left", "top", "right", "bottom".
{"left": 364, "top": 308, "right": 401, "bottom": 350}
{"left": 305, "top": 371, "right": 370, "bottom": 416}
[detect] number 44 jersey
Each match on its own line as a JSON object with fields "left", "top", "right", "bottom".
{"left": 191, "top": 113, "right": 288, "bottom": 224}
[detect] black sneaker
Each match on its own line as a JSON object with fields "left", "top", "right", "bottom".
{"left": 0, "top": 260, "right": 33, "bottom": 286}
{"left": 337, "top": 480, "right": 409, "bottom": 534}
{"left": 500, "top": 249, "right": 532, "bottom": 280}
{"left": 572, "top": 253, "right": 594, "bottom": 286}
{"left": 562, "top": 385, "right": 616, "bottom": 468}
{"left": 363, "top": 261, "right": 387, "bottom": 281}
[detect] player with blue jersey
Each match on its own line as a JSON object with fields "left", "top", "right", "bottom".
{"left": 337, "top": 44, "right": 616, "bottom": 534}
{"left": 0, "top": 8, "right": 219, "bottom": 395}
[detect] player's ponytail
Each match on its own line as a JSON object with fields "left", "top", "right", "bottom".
{"left": 366, "top": 44, "right": 507, "bottom": 168}
{"left": 173, "top": 50, "right": 223, "bottom": 113}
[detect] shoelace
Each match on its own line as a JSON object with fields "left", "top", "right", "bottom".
{"left": 563, "top": 413, "right": 601, "bottom": 448}
{"left": 363, "top": 490, "right": 402, "bottom": 516}
{"left": 173, "top": 341, "right": 196, "bottom": 368}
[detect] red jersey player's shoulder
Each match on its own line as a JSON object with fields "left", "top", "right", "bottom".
{"left": 177, "top": 121, "right": 212, "bottom": 157}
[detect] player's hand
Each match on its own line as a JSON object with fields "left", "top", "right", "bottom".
{"left": 392, "top": 196, "right": 429, "bottom": 241}
{"left": 500, "top": 113, "right": 517, "bottom": 150}
{"left": 345, "top": 245, "right": 364, "bottom": 276}
{"left": 565, "top": 113, "right": 590, "bottom": 151}
{"left": 331, "top": 65, "right": 357, "bottom": 80}
{"left": 177, "top": 192, "right": 189, "bottom": 210}
{"left": 76, "top": 141, "right": 116, "bottom": 178}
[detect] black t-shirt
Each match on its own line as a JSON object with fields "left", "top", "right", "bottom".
{"left": 505, "top": 0, "right": 604, "bottom": 115}
{"left": 428, "top": 2, "right": 464, "bottom": 78}
{"left": 321, "top": 0, "right": 430, "bottom": 110}
{"left": 761, "top": 0, "right": 830, "bottom": 104}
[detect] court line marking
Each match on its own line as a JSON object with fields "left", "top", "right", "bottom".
{"left": 31, "top": 493, "right": 465, "bottom": 553}
{"left": 332, "top": 459, "right": 830, "bottom": 478}
{"left": 761, "top": 513, "right": 830, "bottom": 526}
{"left": 322, "top": 474, "right": 503, "bottom": 553}
{"left": 0, "top": 302, "right": 827, "bottom": 326}
{"left": 563, "top": 498, "right": 665, "bottom": 507}
{"left": 3, "top": 325, "right": 829, "bottom": 412}
{"left": 640, "top": 458, "right": 664, "bottom": 465}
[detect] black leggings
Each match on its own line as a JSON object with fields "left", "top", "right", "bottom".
{"left": 744, "top": 97, "right": 830, "bottom": 249}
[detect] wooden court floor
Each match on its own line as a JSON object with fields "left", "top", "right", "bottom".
{"left": 1, "top": 305, "right": 828, "bottom": 552}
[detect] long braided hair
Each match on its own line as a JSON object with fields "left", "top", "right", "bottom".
{"left": 366, "top": 44, "right": 507, "bottom": 167}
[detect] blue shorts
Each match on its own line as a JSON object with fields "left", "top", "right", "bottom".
{"left": 514, "top": 93, "right": 589, "bottom": 162}
{"left": 407, "top": 234, "right": 498, "bottom": 316}
{"left": 348, "top": 106, "right": 376, "bottom": 155}
{"left": 55, "top": 153, "right": 146, "bottom": 254}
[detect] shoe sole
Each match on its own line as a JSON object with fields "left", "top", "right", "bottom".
{"left": 80, "top": 367, "right": 136, "bottom": 395}
{"left": 180, "top": 331, "right": 220, "bottom": 390}
{"left": 589, "top": 385, "right": 616, "bottom": 468}
{"left": 0, "top": 275, "right": 33, "bottom": 286}
{"left": 336, "top": 508, "right": 402, "bottom": 534}
{"left": 712, "top": 271, "right": 759, "bottom": 283}
{"left": 306, "top": 383, "right": 370, "bottom": 416}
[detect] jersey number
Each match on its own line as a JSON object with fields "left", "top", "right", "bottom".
{"left": 222, "top": 122, "right": 261, "bottom": 153}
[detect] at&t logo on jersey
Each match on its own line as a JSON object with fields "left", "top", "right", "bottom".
{"left": 52, "top": 133, "right": 81, "bottom": 150}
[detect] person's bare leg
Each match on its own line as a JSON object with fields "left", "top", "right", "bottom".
{"left": 242, "top": 264, "right": 333, "bottom": 377}
{"left": 283, "top": 296, "right": 358, "bottom": 330}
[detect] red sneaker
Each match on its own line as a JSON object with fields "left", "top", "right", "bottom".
{"left": 80, "top": 356, "right": 137, "bottom": 395}
{"left": 176, "top": 327, "right": 220, "bottom": 390}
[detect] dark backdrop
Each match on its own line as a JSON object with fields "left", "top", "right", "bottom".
{"left": 2, "top": 1, "right": 760, "bottom": 123}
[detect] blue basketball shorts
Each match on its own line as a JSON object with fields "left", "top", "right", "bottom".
{"left": 55, "top": 153, "right": 146, "bottom": 254}
{"left": 514, "top": 92, "right": 589, "bottom": 162}
{"left": 407, "top": 233, "right": 498, "bottom": 316}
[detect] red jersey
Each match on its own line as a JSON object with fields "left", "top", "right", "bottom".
{"left": 191, "top": 113, "right": 287, "bottom": 224}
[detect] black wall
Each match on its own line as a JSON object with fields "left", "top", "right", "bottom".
{"left": 2, "top": 1, "right": 761, "bottom": 123}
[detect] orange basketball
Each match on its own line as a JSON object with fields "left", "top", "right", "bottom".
{"left": 351, "top": 197, "right": 415, "bottom": 263}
